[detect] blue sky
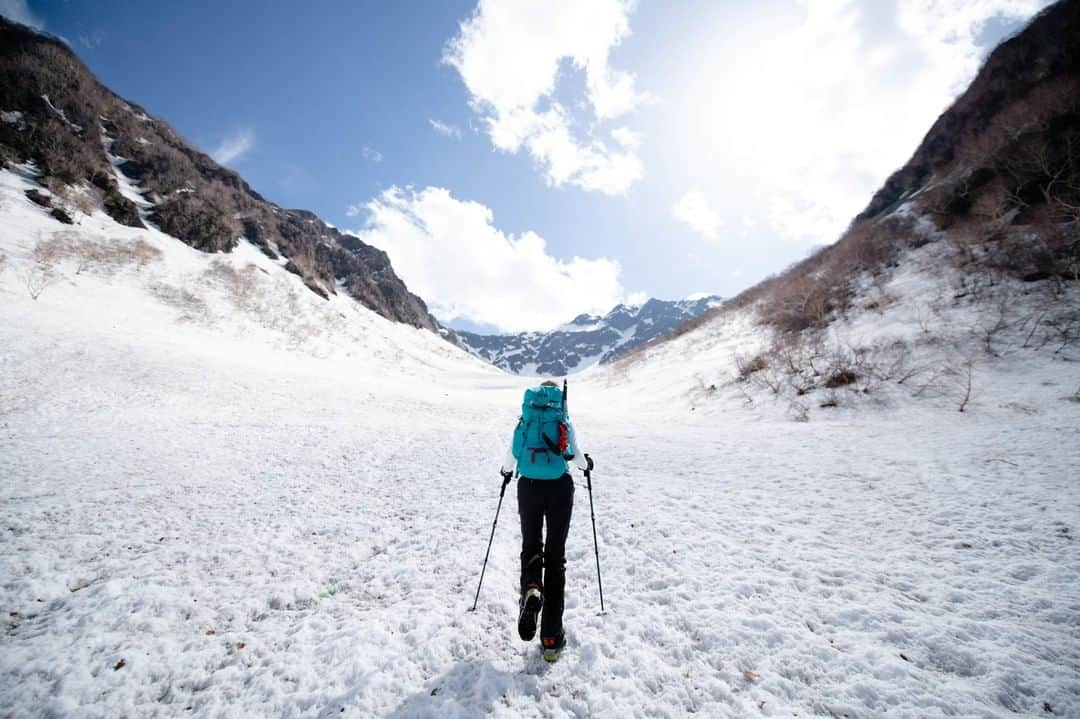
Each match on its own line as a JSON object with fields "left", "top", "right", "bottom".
{"left": 6, "top": 0, "right": 1050, "bottom": 333}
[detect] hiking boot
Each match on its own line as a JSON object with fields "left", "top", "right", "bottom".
{"left": 517, "top": 585, "right": 543, "bottom": 641}
{"left": 541, "top": 631, "right": 566, "bottom": 662}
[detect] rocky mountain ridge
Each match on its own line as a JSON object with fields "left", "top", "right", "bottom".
{"left": 654, "top": 0, "right": 1079, "bottom": 344}
{"left": 0, "top": 16, "right": 440, "bottom": 331}
{"left": 458, "top": 295, "right": 722, "bottom": 376}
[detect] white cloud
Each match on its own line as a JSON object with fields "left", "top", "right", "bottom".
{"left": 210, "top": 129, "right": 254, "bottom": 165}
{"left": 444, "top": 0, "right": 645, "bottom": 195}
{"left": 361, "top": 145, "right": 383, "bottom": 163}
{"left": 678, "top": 0, "right": 1052, "bottom": 246}
{"left": 349, "top": 186, "right": 634, "bottom": 332}
{"left": 0, "top": 0, "right": 43, "bottom": 29}
{"left": 672, "top": 191, "right": 723, "bottom": 241}
{"left": 429, "top": 119, "right": 462, "bottom": 139}
{"left": 79, "top": 31, "right": 105, "bottom": 49}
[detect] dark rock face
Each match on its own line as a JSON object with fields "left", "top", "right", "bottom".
{"left": 458, "top": 296, "right": 723, "bottom": 376}
{"left": 103, "top": 191, "right": 144, "bottom": 228}
{"left": 24, "top": 188, "right": 50, "bottom": 207}
{"left": 0, "top": 16, "right": 439, "bottom": 331}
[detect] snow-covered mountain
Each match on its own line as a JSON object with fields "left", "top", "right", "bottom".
{"left": 0, "top": 16, "right": 440, "bottom": 332}
{"left": 2, "top": 4, "right": 1079, "bottom": 718}
{"left": 457, "top": 295, "right": 722, "bottom": 376}
{"left": 600, "top": 0, "right": 1080, "bottom": 421}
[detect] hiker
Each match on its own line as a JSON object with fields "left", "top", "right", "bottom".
{"left": 500, "top": 379, "right": 593, "bottom": 662}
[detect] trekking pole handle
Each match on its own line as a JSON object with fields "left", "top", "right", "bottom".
{"left": 500, "top": 470, "right": 512, "bottom": 496}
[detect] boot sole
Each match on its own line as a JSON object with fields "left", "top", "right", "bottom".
{"left": 517, "top": 594, "right": 542, "bottom": 641}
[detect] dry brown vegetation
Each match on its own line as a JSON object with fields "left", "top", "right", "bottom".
{"left": 149, "top": 282, "right": 211, "bottom": 324}
{"left": 22, "top": 264, "right": 52, "bottom": 299}
{"left": 30, "top": 232, "right": 161, "bottom": 279}
{"left": 0, "top": 16, "right": 438, "bottom": 331}
{"left": 205, "top": 261, "right": 262, "bottom": 312}
{"left": 618, "top": 2, "right": 1080, "bottom": 414}
{"left": 726, "top": 269, "right": 1079, "bottom": 418}
{"left": 860, "top": 0, "right": 1080, "bottom": 220}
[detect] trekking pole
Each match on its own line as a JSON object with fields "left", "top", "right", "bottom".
{"left": 583, "top": 454, "right": 605, "bottom": 614}
{"left": 470, "top": 472, "right": 513, "bottom": 612}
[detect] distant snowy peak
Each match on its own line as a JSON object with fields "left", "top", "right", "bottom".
{"left": 458, "top": 295, "right": 723, "bottom": 376}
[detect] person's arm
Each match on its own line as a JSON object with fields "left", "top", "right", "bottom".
{"left": 500, "top": 444, "right": 517, "bottom": 476}
{"left": 566, "top": 422, "right": 590, "bottom": 471}
{"left": 500, "top": 422, "right": 520, "bottom": 476}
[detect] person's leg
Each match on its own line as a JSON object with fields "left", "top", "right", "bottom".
{"left": 517, "top": 478, "right": 544, "bottom": 593}
{"left": 539, "top": 474, "right": 574, "bottom": 639}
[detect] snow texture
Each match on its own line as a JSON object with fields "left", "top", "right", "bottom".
{"left": 1, "top": 169, "right": 1079, "bottom": 717}
{"left": 101, "top": 129, "right": 155, "bottom": 216}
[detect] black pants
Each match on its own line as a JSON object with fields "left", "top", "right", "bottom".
{"left": 518, "top": 474, "right": 574, "bottom": 638}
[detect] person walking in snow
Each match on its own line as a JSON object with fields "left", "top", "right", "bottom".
{"left": 500, "top": 379, "right": 592, "bottom": 662}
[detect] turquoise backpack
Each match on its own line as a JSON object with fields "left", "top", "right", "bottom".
{"left": 512, "top": 385, "right": 571, "bottom": 480}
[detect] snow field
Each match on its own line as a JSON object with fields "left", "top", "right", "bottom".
{"left": 3, "top": 330, "right": 1077, "bottom": 717}
{"left": 2, "top": 170, "right": 1080, "bottom": 717}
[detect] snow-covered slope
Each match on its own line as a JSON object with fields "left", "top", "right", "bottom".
{"left": 0, "top": 16, "right": 440, "bottom": 330}
{"left": 0, "top": 166, "right": 490, "bottom": 379}
{"left": 591, "top": 208, "right": 1079, "bottom": 418}
{"left": 3, "top": 164, "right": 1079, "bottom": 716}
{"left": 457, "top": 296, "right": 722, "bottom": 376}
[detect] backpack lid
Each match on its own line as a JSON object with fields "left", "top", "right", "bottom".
{"left": 523, "top": 384, "right": 562, "bottom": 413}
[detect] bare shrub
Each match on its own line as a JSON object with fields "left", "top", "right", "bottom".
{"left": 22, "top": 264, "right": 54, "bottom": 300}
{"left": 737, "top": 329, "right": 927, "bottom": 410}
{"left": 913, "top": 364, "right": 952, "bottom": 400}
{"left": 205, "top": 260, "right": 260, "bottom": 312}
{"left": 754, "top": 360, "right": 786, "bottom": 396}
{"left": 928, "top": 76, "right": 1080, "bottom": 283}
{"left": 124, "top": 239, "right": 162, "bottom": 270}
{"left": 880, "top": 343, "right": 926, "bottom": 386}
{"left": 87, "top": 237, "right": 161, "bottom": 273}
{"left": 150, "top": 282, "right": 210, "bottom": 323}
{"left": 823, "top": 369, "right": 858, "bottom": 389}
{"left": 32, "top": 234, "right": 64, "bottom": 266}
{"left": 43, "top": 176, "right": 100, "bottom": 215}
{"left": 818, "top": 391, "right": 840, "bottom": 409}
{"left": 958, "top": 356, "right": 977, "bottom": 412}
{"left": 722, "top": 216, "right": 916, "bottom": 337}
{"left": 151, "top": 188, "right": 240, "bottom": 253}
{"left": 33, "top": 232, "right": 162, "bottom": 275}
{"left": 735, "top": 353, "right": 767, "bottom": 381}
{"left": 1044, "top": 313, "right": 1078, "bottom": 353}
{"left": 787, "top": 400, "right": 810, "bottom": 423}
{"left": 286, "top": 321, "right": 320, "bottom": 350}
